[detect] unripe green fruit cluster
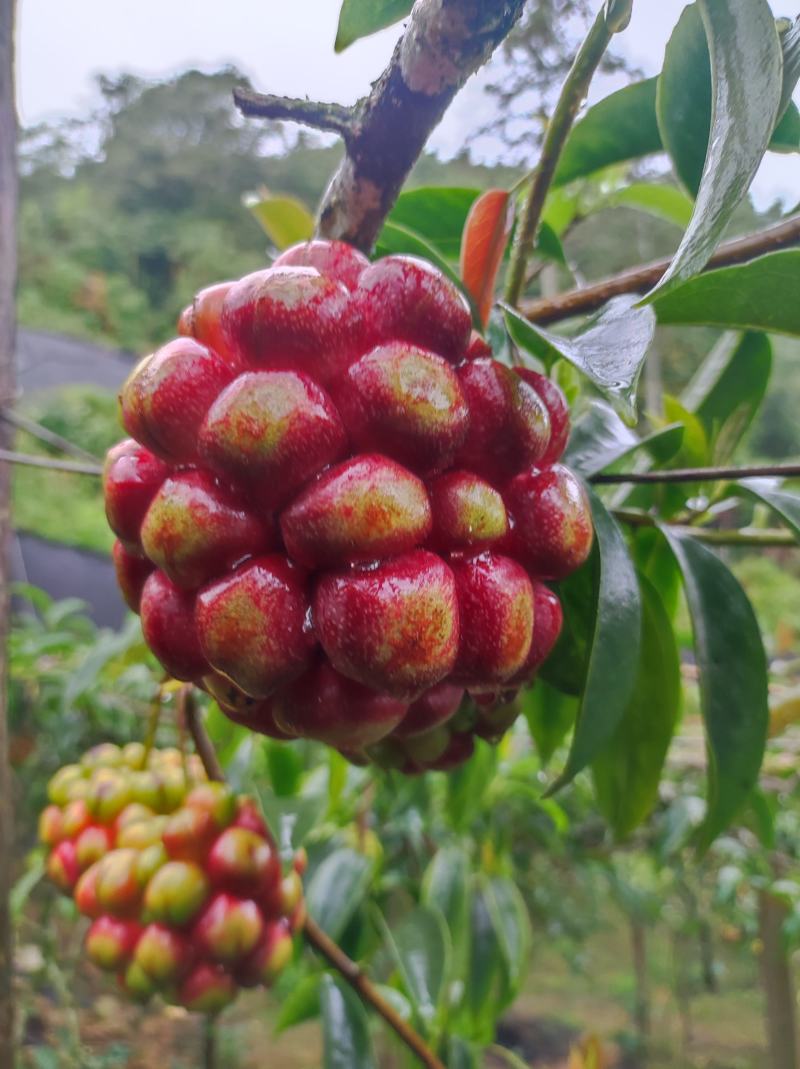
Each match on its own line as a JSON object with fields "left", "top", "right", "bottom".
{"left": 105, "top": 241, "right": 592, "bottom": 772}
{"left": 39, "top": 744, "right": 303, "bottom": 1014}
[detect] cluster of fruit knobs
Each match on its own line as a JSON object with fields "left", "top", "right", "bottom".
{"left": 39, "top": 743, "right": 304, "bottom": 1013}
{"left": 103, "top": 241, "right": 593, "bottom": 772}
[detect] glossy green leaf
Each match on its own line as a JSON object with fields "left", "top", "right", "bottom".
{"left": 306, "top": 849, "right": 373, "bottom": 941}
{"left": 592, "top": 576, "right": 681, "bottom": 838}
{"left": 650, "top": 0, "right": 783, "bottom": 297}
{"left": 387, "top": 187, "right": 479, "bottom": 258}
{"left": 246, "top": 193, "right": 314, "bottom": 249}
{"left": 275, "top": 974, "right": 322, "bottom": 1033}
{"left": 484, "top": 877, "right": 532, "bottom": 992}
{"left": 772, "top": 102, "right": 800, "bottom": 152}
{"left": 320, "top": 975, "right": 377, "bottom": 1069}
{"left": 503, "top": 297, "right": 656, "bottom": 423}
{"left": 536, "top": 221, "right": 569, "bottom": 267}
{"left": 653, "top": 251, "right": 800, "bottom": 336}
{"left": 661, "top": 529, "right": 769, "bottom": 851}
{"left": 422, "top": 846, "right": 470, "bottom": 936}
{"left": 736, "top": 483, "right": 800, "bottom": 543}
{"left": 446, "top": 741, "right": 496, "bottom": 831}
{"left": 334, "top": 0, "right": 412, "bottom": 51}
{"left": 446, "top": 1037, "right": 482, "bottom": 1069}
{"left": 546, "top": 491, "right": 641, "bottom": 795}
{"left": 465, "top": 881, "right": 507, "bottom": 1040}
{"left": 607, "top": 182, "right": 694, "bottom": 228}
{"left": 682, "top": 332, "right": 772, "bottom": 461}
{"left": 554, "top": 78, "right": 661, "bottom": 187}
{"left": 380, "top": 906, "right": 450, "bottom": 1025}
{"left": 265, "top": 740, "right": 303, "bottom": 797}
{"left": 778, "top": 17, "right": 800, "bottom": 121}
{"left": 256, "top": 792, "right": 326, "bottom": 855}
{"left": 564, "top": 400, "right": 683, "bottom": 478}
{"left": 522, "top": 680, "right": 578, "bottom": 763}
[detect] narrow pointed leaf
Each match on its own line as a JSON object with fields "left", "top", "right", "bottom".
{"left": 778, "top": 17, "right": 800, "bottom": 121}
{"left": 546, "top": 491, "right": 641, "bottom": 795}
{"left": 771, "top": 102, "right": 800, "bottom": 152}
{"left": 503, "top": 298, "right": 655, "bottom": 423}
{"left": 650, "top": 0, "right": 783, "bottom": 297}
{"left": 335, "top": 0, "right": 412, "bottom": 51}
{"left": 246, "top": 193, "right": 314, "bottom": 249}
{"left": 275, "top": 974, "right": 322, "bottom": 1032}
{"left": 460, "top": 189, "right": 514, "bottom": 328}
{"left": 523, "top": 681, "right": 578, "bottom": 763}
{"left": 379, "top": 906, "right": 450, "bottom": 1025}
{"left": 607, "top": 183, "right": 694, "bottom": 228}
{"left": 564, "top": 401, "right": 683, "bottom": 478}
{"left": 736, "top": 484, "right": 800, "bottom": 543}
{"left": 422, "top": 845, "right": 470, "bottom": 939}
{"left": 306, "top": 849, "right": 372, "bottom": 941}
{"left": 661, "top": 529, "right": 769, "bottom": 851}
{"left": 483, "top": 877, "right": 532, "bottom": 992}
{"left": 592, "top": 576, "right": 681, "bottom": 838}
{"left": 320, "top": 975, "right": 377, "bottom": 1069}
{"left": 653, "top": 251, "right": 800, "bottom": 336}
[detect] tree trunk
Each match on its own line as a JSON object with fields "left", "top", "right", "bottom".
{"left": 758, "top": 891, "right": 799, "bottom": 1069}
{"left": 698, "top": 918, "right": 717, "bottom": 994}
{"left": 630, "top": 921, "right": 650, "bottom": 1047}
{"left": 671, "top": 932, "right": 693, "bottom": 1058}
{"left": 0, "top": 1, "right": 17, "bottom": 1067}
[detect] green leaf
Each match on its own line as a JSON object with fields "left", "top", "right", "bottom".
{"left": 446, "top": 742, "right": 496, "bottom": 831}
{"left": 650, "top": 0, "right": 783, "bottom": 297}
{"left": 387, "top": 187, "right": 479, "bottom": 259}
{"left": 682, "top": 332, "right": 772, "bottom": 461}
{"left": 564, "top": 400, "right": 683, "bottom": 478}
{"left": 465, "top": 881, "right": 507, "bottom": 1039}
{"left": 483, "top": 877, "right": 532, "bottom": 992}
{"left": 306, "top": 849, "right": 373, "bottom": 942}
{"left": 736, "top": 483, "right": 800, "bottom": 543}
{"left": 380, "top": 906, "right": 450, "bottom": 1026}
{"left": 265, "top": 740, "right": 303, "bottom": 798}
{"left": 522, "top": 681, "right": 578, "bottom": 763}
{"left": 539, "top": 556, "right": 597, "bottom": 698}
{"left": 275, "top": 973, "right": 322, "bottom": 1033}
{"left": 661, "top": 529, "right": 769, "bottom": 851}
{"left": 246, "top": 193, "right": 314, "bottom": 249}
{"left": 592, "top": 576, "right": 681, "bottom": 838}
{"left": 771, "top": 101, "right": 800, "bottom": 152}
{"left": 606, "top": 183, "right": 694, "bottom": 229}
{"left": 256, "top": 792, "right": 327, "bottom": 856}
{"left": 554, "top": 78, "right": 661, "bottom": 188}
{"left": 653, "top": 251, "right": 800, "bottom": 336}
{"left": 320, "top": 975, "right": 377, "bottom": 1069}
{"left": 11, "top": 854, "right": 45, "bottom": 918}
{"left": 503, "top": 297, "right": 656, "bottom": 423}
{"left": 778, "top": 17, "right": 800, "bottom": 122}
{"left": 536, "top": 221, "right": 568, "bottom": 266}
{"left": 445, "top": 1037, "right": 482, "bottom": 1069}
{"left": 334, "top": 0, "right": 412, "bottom": 51}
{"left": 546, "top": 491, "right": 642, "bottom": 795}
{"left": 422, "top": 845, "right": 470, "bottom": 937}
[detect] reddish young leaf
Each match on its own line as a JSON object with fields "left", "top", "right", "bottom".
{"left": 459, "top": 189, "right": 514, "bottom": 328}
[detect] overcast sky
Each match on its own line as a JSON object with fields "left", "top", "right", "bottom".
{"left": 15, "top": 0, "right": 800, "bottom": 208}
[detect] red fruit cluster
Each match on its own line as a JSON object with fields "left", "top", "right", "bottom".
{"left": 105, "top": 242, "right": 592, "bottom": 771}
{"left": 39, "top": 744, "right": 303, "bottom": 1014}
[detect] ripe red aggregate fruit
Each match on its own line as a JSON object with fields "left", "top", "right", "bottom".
{"left": 39, "top": 744, "right": 301, "bottom": 1014}
{"left": 106, "top": 241, "right": 592, "bottom": 768}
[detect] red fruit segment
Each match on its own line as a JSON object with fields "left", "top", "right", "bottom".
{"left": 75, "top": 825, "right": 114, "bottom": 871}
{"left": 207, "top": 827, "right": 280, "bottom": 898}
{"left": 273, "top": 239, "right": 369, "bottom": 291}
{"left": 314, "top": 550, "right": 459, "bottom": 699}
{"left": 508, "top": 582, "right": 564, "bottom": 684}
{"left": 281, "top": 455, "right": 432, "bottom": 569}
{"left": 95, "top": 848, "right": 143, "bottom": 918}
{"left": 221, "top": 267, "right": 355, "bottom": 383}
{"left": 427, "top": 471, "right": 508, "bottom": 551}
{"left": 134, "top": 922, "right": 193, "bottom": 984}
{"left": 140, "top": 572, "right": 207, "bottom": 682}
{"left": 333, "top": 343, "right": 469, "bottom": 473}
{"left": 203, "top": 674, "right": 295, "bottom": 739}
{"left": 141, "top": 470, "right": 269, "bottom": 590}
{"left": 237, "top": 920, "right": 294, "bottom": 987}
{"left": 112, "top": 541, "right": 154, "bottom": 614}
{"left": 47, "top": 840, "right": 80, "bottom": 893}
{"left": 179, "top": 962, "right": 237, "bottom": 1014}
{"left": 357, "top": 256, "right": 471, "bottom": 362}
{"left": 193, "top": 893, "right": 264, "bottom": 964}
{"left": 75, "top": 865, "right": 103, "bottom": 918}
{"left": 143, "top": 860, "right": 210, "bottom": 927}
{"left": 103, "top": 440, "right": 168, "bottom": 549}
{"left": 199, "top": 370, "right": 347, "bottom": 507}
{"left": 162, "top": 806, "right": 217, "bottom": 863}
{"left": 120, "top": 338, "right": 235, "bottom": 463}
{"left": 450, "top": 554, "right": 534, "bottom": 687}
{"left": 196, "top": 556, "right": 314, "bottom": 699}
{"left": 177, "top": 281, "right": 237, "bottom": 365}
{"left": 38, "top": 805, "right": 64, "bottom": 847}
{"left": 465, "top": 332, "right": 492, "bottom": 360}
{"left": 427, "top": 732, "right": 475, "bottom": 771}
{"left": 85, "top": 916, "right": 141, "bottom": 972}
{"left": 273, "top": 661, "right": 408, "bottom": 748}
{"left": 456, "top": 359, "right": 551, "bottom": 480}
{"left": 516, "top": 369, "right": 570, "bottom": 464}
{"left": 505, "top": 464, "right": 593, "bottom": 580}
{"left": 393, "top": 682, "right": 465, "bottom": 739}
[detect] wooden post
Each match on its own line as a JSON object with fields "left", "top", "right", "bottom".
{"left": 0, "top": 1, "right": 18, "bottom": 1066}
{"left": 758, "top": 891, "right": 799, "bottom": 1069}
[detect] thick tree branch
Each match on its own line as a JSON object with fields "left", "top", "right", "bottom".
{"left": 184, "top": 686, "right": 446, "bottom": 1069}
{"left": 232, "top": 88, "right": 354, "bottom": 141}
{"left": 522, "top": 213, "right": 800, "bottom": 324}
{"left": 0, "top": 0, "right": 16, "bottom": 1062}
{"left": 505, "top": 0, "right": 633, "bottom": 305}
{"left": 236, "top": 0, "right": 527, "bottom": 250}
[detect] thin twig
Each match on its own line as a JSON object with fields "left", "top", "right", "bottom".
{"left": 505, "top": 0, "right": 633, "bottom": 304}
{"left": 0, "top": 408, "right": 100, "bottom": 464}
{"left": 522, "top": 213, "right": 800, "bottom": 324}
{"left": 232, "top": 87, "right": 354, "bottom": 141}
{"left": 0, "top": 448, "right": 103, "bottom": 476}
{"left": 593, "top": 462, "right": 800, "bottom": 485}
{"left": 613, "top": 511, "right": 797, "bottom": 547}
{"left": 183, "top": 685, "right": 446, "bottom": 1069}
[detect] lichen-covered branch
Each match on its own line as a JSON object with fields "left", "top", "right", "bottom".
{"left": 235, "top": 0, "right": 527, "bottom": 251}
{"left": 232, "top": 88, "right": 354, "bottom": 141}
